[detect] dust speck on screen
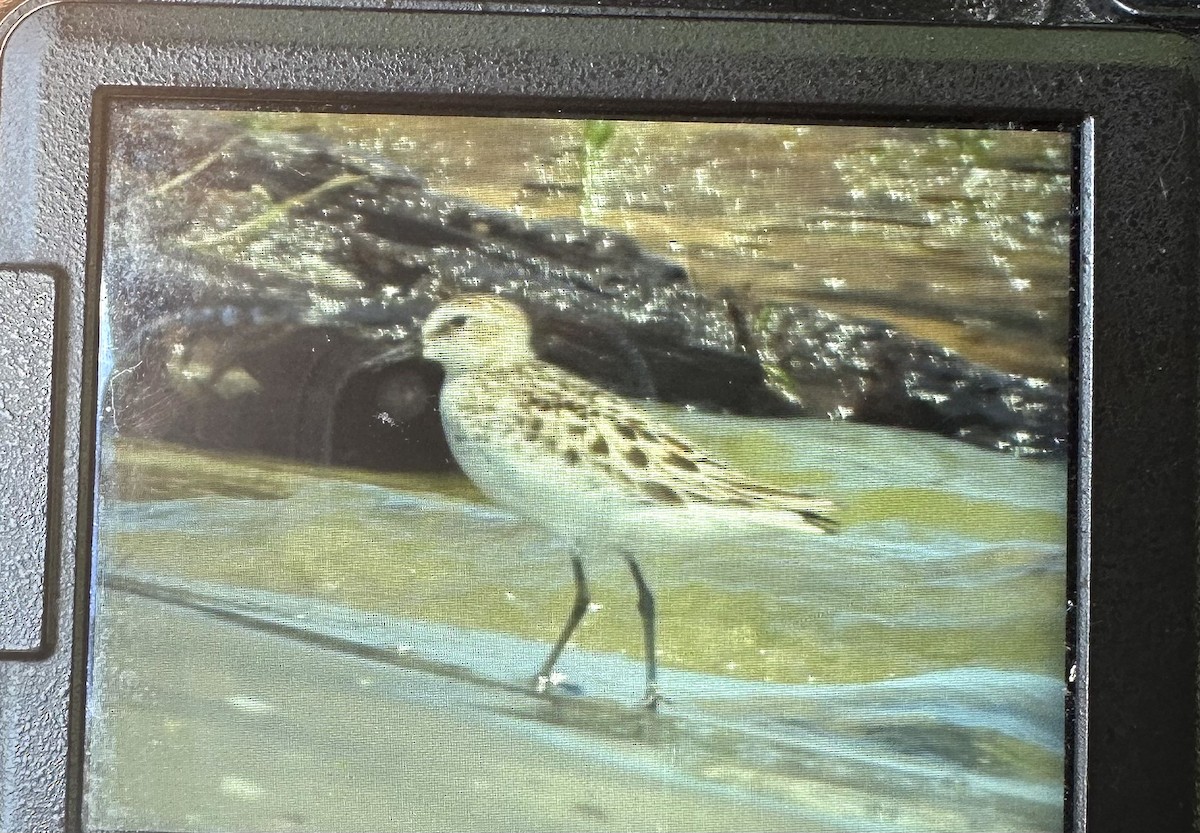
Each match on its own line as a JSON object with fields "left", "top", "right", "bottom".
{"left": 85, "top": 105, "right": 1071, "bottom": 833}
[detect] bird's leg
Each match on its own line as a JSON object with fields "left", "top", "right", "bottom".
{"left": 623, "top": 553, "right": 664, "bottom": 710}
{"left": 535, "top": 552, "right": 590, "bottom": 694}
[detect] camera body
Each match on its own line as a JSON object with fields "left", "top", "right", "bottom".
{"left": 0, "top": 2, "right": 1196, "bottom": 832}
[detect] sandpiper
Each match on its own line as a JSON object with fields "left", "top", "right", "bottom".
{"left": 421, "top": 294, "right": 837, "bottom": 707}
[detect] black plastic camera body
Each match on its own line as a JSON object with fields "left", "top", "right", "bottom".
{"left": 0, "top": 2, "right": 1196, "bottom": 831}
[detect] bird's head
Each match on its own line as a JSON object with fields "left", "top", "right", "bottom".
{"left": 420, "top": 295, "right": 535, "bottom": 376}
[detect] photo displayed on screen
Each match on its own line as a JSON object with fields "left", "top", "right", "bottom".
{"left": 86, "top": 106, "right": 1071, "bottom": 833}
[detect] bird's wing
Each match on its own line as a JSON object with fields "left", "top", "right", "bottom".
{"left": 511, "top": 362, "right": 837, "bottom": 534}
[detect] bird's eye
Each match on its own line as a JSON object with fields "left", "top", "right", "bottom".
{"left": 449, "top": 314, "right": 468, "bottom": 329}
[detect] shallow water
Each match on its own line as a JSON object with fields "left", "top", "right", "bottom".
{"left": 87, "top": 414, "right": 1067, "bottom": 832}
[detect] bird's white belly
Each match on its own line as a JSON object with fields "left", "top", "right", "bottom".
{"left": 439, "top": 383, "right": 634, "bottom": 538}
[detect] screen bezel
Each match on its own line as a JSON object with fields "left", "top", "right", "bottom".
{"left": 0, "top": 5, "right": 1195, "bottom": 832}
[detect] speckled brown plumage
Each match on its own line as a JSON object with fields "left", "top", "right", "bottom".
{"left": 422, "top": 295, "right": 837, "bottom": 535}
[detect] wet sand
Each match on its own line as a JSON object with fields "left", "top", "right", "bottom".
{"left": 87, "top": 590, "right": 874, "bottom": 833}
{"left": 87, "top": 570, "right": 1062, "bottom": 833}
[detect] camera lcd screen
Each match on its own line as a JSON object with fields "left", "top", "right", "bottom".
{"left": 85, "top": 104, "right": 1072, "bottom": 832}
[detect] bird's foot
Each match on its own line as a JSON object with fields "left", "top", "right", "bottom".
{"left": 639, "top": 683, "right": 668, "bottom": 711}
{"left": 533, "top": 672, "right": 583, "bottom": 697}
